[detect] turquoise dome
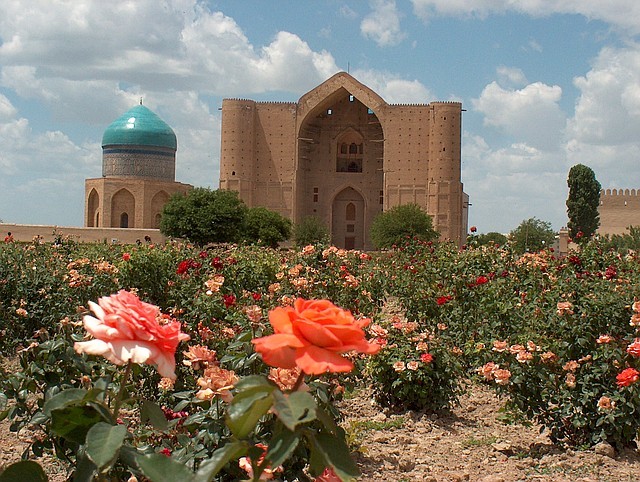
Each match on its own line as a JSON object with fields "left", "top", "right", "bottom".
{"left": 102, "top": 104, "right": 177, "bottom": 150}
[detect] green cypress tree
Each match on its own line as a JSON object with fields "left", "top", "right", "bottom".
{"left": 566, "top": 164, "right": 601, "bottom": 242}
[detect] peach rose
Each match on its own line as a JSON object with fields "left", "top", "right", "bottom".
{"left": 74, "top": 290, "right": 189, "bottom": 379}
{"left": 626, "top": 339, "right": 640, "bottom": 357}
{"left": 252, "top": 298, "right": 380, "bottom": 375}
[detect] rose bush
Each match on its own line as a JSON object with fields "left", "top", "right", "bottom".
{"left": 3, "top": 234, "right": 640, "bottom": 480}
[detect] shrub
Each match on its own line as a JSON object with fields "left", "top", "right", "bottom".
{"left": 242, "top": 207, "right": 292, "bottom": 248}
{"left": 293, "top": 216, "right": 330, "bottom": 247}
{"left": 160, "top": 188, "right": 247, "bottom": 245}
{"left": 369, "top": 204, "right": 438, "bottom": 249}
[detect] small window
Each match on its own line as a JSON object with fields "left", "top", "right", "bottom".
{"left": 346, "top": 224, "right": 355, "bottom": 233}
{"left": 120, "top": 213, "right": 129, "bottom": 229}
{"left": 349, "top": 95, "right": 354, "bottom": 102}
{"left": 327, "top": 109, "right": 332, "bottom": 115}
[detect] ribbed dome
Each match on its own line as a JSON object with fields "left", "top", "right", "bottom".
{"left": 102, "top": 104, "right": 177, "bottom": 150}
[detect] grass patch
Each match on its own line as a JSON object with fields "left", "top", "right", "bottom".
{"left": 461, "top": 435, "right": 498, "bottom": 448}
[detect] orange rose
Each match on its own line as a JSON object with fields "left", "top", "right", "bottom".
{"left": 252, "top": 298, "right": 380, "bottom": 375}
{"left": 74, "top": 290, "right": 190, "bottom": 379}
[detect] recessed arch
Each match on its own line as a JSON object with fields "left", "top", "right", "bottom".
{"left": 111, "top": 188, "right": 135, "bottom": 228}
{"left": 151, "top": 190, "right": 170, "bottom": 228}
{"left": 331, "top": 186, "right": 365, "bottom": 250}
{"left": 87, "top": 188, "right": 100, "bottom": 227}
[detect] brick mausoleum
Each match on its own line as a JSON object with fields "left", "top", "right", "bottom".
{"left": 219, "top": 72, "right": 469, "bottom": 250}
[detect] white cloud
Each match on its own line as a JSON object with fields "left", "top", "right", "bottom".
{"left": 560, "top": 44, "right": 640, "bottom": 194}
{"left": 0, "top": 1, "right": 340, "bottom": 101}
{"left": 410, "top": 0, "right": 640, "bottom": 34}
{"left": 339, "top": 5, "right": 359, "bottom": 19}
{"left": 462, "top": 133, "right": 569, "bottom": 232}
{"left": 351, "top": 69, "right": 433, "bottom": 103}
{"left": 0, "top": 93, "right": 17, "bottom": 120}
{"left": 569, "top": 46, "right": 640, "bottom": 146}
{"left": 472, "top": 79, "right": 565, "bottom": 151}
{"left": 496, "top": 66, "right": 528, "bottom": 88}
{"left": 360, "top": 0, "right": 406, "bottom": 47}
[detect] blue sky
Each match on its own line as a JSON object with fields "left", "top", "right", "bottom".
{"left": 2, "top": 1, "right": 640, "bottom": 234}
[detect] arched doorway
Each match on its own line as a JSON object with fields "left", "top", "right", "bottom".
{"left": 332, "top": 187, "right": 365, "bottom": 250}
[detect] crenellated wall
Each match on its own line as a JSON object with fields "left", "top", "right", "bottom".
{"left": 598, "top": 189, "right": 640, "bottom": 235}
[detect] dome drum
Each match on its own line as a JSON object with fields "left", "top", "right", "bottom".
{"left": 102, "top": 145, "right": 176, "bottom": 181}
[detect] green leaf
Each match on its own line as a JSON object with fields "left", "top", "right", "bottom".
{"left": 140, "top": 400, "right": 169, "bottom": 430}
{"left": 85, "top": 422, "right": 127, "bottom": 470}
{"left": 193, "top": 441, "right": 249, "bottom": 482}
{"left": 234, "top": 375, "right": 275, "bottom": 391}
{"left": 137, "top": 453, "right": 194, "bottom": 482}
{"left": 50, "top": 405, "right": 104, "bottom": 444}
{"left": 226, "top": 386, "right": 274, "bottom": 439}
{"left": 43, "top": 388, "right": 87, "bottom": 416}
{"left": 315, "top": 407, "right": 340, "bottom": 436}
{"left": 272, "top": 390, "right": 317, "bottom": 431}
{"left": 311, "top": 432, "right": 360, "bottom": 481}
{"left": 265, "top": 426, "right": 300, "bottom": 467}
{"left": 0, "top": 461, "right": 47, "bottom": 482}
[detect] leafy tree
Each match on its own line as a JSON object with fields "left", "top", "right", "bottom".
{"left": 475, "top": 231, "right": 508, "bottom": 247}
{"left": 508, "top": 217, "right": 556, "bottom": 254}
{"left": 242, "top": 207, "right": 292, "bottom": 248}
{"left": 370, "top": 203, "right": 438, "bottom": 249}
{"left": 293, "top": 216, "right": 330, "bottom": 247}
{"left": 160, "top": 188, "right": 247, "bottom": 245}
{"left": 566, "top": 164, "right": 601, "bottom": 242}
{"left": 601, "top": 225, "right": 640, "bottom": 252}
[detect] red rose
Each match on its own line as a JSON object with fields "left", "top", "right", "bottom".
{"left": 420, "top": 353, "right": 434, "bottom": 363}
{"left": 616, "top": 367, "right": 640, "bottom": 387}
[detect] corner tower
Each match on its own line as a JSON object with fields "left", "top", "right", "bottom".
{"left": 84, "top": 103, "right": 191, "bottom": 229}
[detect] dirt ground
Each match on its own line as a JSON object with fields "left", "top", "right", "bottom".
{"left": 1, "top": 382, "right": 639, "bottom": 481}
{"left": 345, "top": 383, "right": 640, "bottom": 482}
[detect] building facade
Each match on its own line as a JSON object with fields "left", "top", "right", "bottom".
{"left": 219, "top": 72, "right": 467, "bottom": 250}
{"left": 85, "top": 104, "right": 191, "bottom": 229}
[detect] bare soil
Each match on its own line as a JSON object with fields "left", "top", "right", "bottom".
{"left": 344, "top": 383, "right": 640, "bottom": 482}
{"left": 2, "top": 380, "right": 639, "bottom": 481}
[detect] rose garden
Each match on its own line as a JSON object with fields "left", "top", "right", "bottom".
{"left": 0, "top": 235, "right": 639, "bottom": 481}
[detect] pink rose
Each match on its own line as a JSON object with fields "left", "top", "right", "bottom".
{"left": 626, "top": 339, "right": 640, "bottom": 357}
{"left": 74, "top": 290, "right": 190, "bottom": 379}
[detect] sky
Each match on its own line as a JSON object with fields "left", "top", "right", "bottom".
{"left": 1, "top": 1, "right": 640, "bottom": 234}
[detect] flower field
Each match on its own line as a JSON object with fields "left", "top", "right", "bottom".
{"left": 0, "top": 237, "right": 639, "bottom": 481}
